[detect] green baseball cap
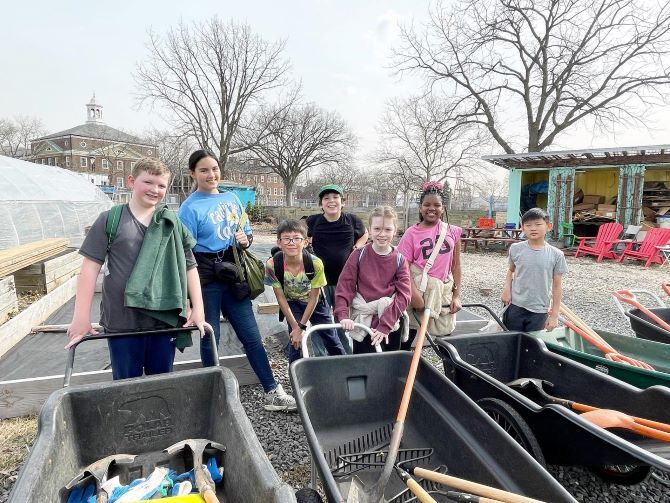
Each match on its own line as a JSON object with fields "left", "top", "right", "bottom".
{"left": 318, "top": 184, "right": 344, "bottom": 199}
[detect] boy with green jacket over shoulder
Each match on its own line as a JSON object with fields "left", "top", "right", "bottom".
{"left": 67, "top": 158, "right": 210, "bottom": 379}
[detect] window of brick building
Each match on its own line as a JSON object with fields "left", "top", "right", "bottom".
{"left": 273, "top": 187, "right": 277, "bottom": 195}
{"left": 116, "top": 160, "right": 124, "bottom": 171}
{"left": 130, "top": 161, "right": 136, "bottom": 170}
{"left": 66, "top": 156, "right": 71, "bottom": 168}
{"left": 102, "top": 159, "right": 109, "bottom": 170}
{"left": 47, "top": 157, "right": 53, "bottom": 166}
{"left": 260, "top": 175, "right": 265, "bottom": 182}
{"left": 116, "top": 177, "right": 124, "bottom": 188}
{"left": 81, "top": 157, "right": 88, "bottom": 168}
{"left": 80, "top": 141, "right": 87, "bottom": 147}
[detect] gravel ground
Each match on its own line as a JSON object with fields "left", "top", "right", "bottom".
{"left": 238, "top": 250, "right": 670, "bottom": 503}
{"left": 1, "top": 250, "right": 667, "bottom": 502}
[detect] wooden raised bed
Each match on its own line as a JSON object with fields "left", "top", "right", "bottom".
{"left": 13, "top": 250, "right": 83, "bottom": 294}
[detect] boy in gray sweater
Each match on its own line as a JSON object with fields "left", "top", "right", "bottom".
{"left": 501, "top": 208, "right": 568, "bottom": 332}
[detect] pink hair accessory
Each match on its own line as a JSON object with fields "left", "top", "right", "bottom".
{"left": 421, "top": 180, "right": 444, "bottom": 193}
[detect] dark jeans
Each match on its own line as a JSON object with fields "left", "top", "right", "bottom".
{"left": 108, "top": 333, "right": 175, "bottom": 380}
{"left": 287, "top": 299, "right": 346, "bottom": 363}
{"left": 353, "top": 327, "right": 403, "bottom": 354}
{"left": 202, "top": 281, "right": 277, "bottom": 392}
{"left": 313, "top": 285, "right": 352, "bottom": 355}
{"left": 503, "top": 303, "right": 548, "bottom": 332}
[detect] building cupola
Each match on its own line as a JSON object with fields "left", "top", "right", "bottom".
{"left": 86, "top": 93, "right": 104, "bottom": 124}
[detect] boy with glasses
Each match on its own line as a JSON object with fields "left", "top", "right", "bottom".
{"left": 265, "top": 220, "right": 346, "bottom": 363}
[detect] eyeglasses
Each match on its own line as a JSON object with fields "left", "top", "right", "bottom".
{"left": 280, "top": 237, "right": 305, "bottom": 244}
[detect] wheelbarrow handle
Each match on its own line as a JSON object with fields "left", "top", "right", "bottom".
{"left": 461, "top": 304, "right": 508, "bottom": 331}
{"left": 301, "top": 323, "right": 378, "bottom": 358}
{"left": 63, "top": 326, "right": 218, "bottom": 387}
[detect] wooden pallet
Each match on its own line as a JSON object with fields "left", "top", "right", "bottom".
{"left": 0, "top": 238, "right": 69, "bottom": 278}
{"left": 0, "top": 276, "right": 18, "bottom": 325}
{"left": 13, "top": 250, "right": 83, "bottom": 294}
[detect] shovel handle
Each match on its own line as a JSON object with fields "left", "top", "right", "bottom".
{"left": 406, "top": 478, "right": 438, "bottom": 503}
{"left": 397, "top": 309, "right": 430, "bottom": 423}
{"left": 412, "top": 467, "right": 545, "bottom": 503}
{"left": 202, "top": 488, "right": 219, "bottom": 503}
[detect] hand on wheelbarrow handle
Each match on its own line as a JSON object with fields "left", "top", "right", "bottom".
{"left": 63, "top": 326, "right": 218, "bottom": 387}
{"left": 301, "top": 323, "right": 379, "bottom": 358}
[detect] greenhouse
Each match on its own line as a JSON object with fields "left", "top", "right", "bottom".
{"left": 0, "top": 155, "right": 112, "bottom": 249}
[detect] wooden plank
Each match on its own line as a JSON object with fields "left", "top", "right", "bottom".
{"left": 0, "top": 276, "right": 78, "bottom": 359}
{"left": 14, "top": 254, "right": 83, "bottom": 294}
{"left": 257, "top": 302, "right": 280, "bottom": 314}
{"left": 43, "top": 250, "right": 82, "bottom": 275}
{"left": 0, "top": 239, "right": 68, "bottom": 277}
{"left": 0, "top": 277, "right": 18, "bottom": 325}
{"left": 0, "top": 354, "right": 257, "bottom": 419}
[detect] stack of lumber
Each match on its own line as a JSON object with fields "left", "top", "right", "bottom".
{"left": 13, "top": 249, "right": 83, "bottom": 294}
{"left": 642, "top": 181, "right": 670, "bottom": 225}
{"left": 0, "top": 276, "right": 18, "bottom": 325}
{"left": 0, "top": 238, "right": 68, "bottom": 278}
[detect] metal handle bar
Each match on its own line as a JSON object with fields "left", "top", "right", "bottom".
{"left": 301, "top": 323, "right": 380, "bottom": 358}
{"left": 64, "top": 326, "right": 218, "bottom": 387}
{"left": 460, "top": 303, "right": 508, "bottom": 331}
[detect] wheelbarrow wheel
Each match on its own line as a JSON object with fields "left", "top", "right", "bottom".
{"left": 295, "top": 487, "right": 323, "bottom": 503}
{"left": 588, "top": 464, "right": 651, "bottom": 485}
{"left": 476, "top": 398, "right": 546, "bottom": 466}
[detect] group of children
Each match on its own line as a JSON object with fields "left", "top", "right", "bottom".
{"left": 67, "top": 153, "right": 567, "bottom": 413}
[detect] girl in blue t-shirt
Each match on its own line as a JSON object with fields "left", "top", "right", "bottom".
{"left": 178, "top": 149, "right": 295, "bottom": 412}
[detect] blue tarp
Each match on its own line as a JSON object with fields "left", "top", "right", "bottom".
{"left": 218, "top": 184, "right": 256, "bottom": 208}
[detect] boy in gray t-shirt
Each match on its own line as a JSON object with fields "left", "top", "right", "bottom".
{"left": 501, "top": 208, "right": 568, "bottom": 332}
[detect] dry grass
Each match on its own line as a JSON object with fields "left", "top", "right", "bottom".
{"left": 4, "top": 290, "right": 46, "bottom": 322}
{"left": 0, "top": 416, "right": 37, "bottom": 490}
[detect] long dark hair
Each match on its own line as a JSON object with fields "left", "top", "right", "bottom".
{"left": 188, "top": 149, "right": 217, "bottom": 172}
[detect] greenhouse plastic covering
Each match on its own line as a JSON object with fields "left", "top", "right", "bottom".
{"left": 0, "top": 155, "right": 113, "bottom": 249}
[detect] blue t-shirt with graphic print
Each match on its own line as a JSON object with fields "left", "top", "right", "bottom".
{"left": 178, "top": 191, "right": 252, "bottom": 253}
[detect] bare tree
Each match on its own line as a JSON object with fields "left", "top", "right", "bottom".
{"left": 376, "top": 94, "right": 481, "bottom": 188}
{"left": 135, "top": 18, "right": 293, "bottom": 175}
{"left": 395, "top": 0, "right": 670, "bottom": 153}
{"left": 319, "top": 163, "right": 362, "bottom": 194}
{"left": 245, "top": 102, "right": 356, "bottom": 205}
{"left": 0, "top": 116, "right": 46, "bottom": 158}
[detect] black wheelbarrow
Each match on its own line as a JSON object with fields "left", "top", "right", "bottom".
{"left": 8, "top": 328, "right": 299, "bottom": 503}
{"left": 290, "top": 323, "right": 576, "bottom": 502}
{"left": 612, "top": 289, "right": 670, "bottom": 344}
{"left": 430, "top": 322, "right": 670, "bottom": 486}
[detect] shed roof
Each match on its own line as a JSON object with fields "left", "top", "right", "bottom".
{"left": 482, "top": 144, "right": 670, "bottom": 170}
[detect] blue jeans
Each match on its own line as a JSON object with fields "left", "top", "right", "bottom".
{"left": 202, "top": 281, "right": 277, "bottom": 392}
{"left": 287, "top": 299, "right": 346, "bottom": 364}
{"left": 313, "top": 285, "right": 353, "bottom": 355}
{"left": 503, "top": 304, "right": 548, "bottom": 332}
{"left": 108, "top": 333, "right": 175, "bottom": 380}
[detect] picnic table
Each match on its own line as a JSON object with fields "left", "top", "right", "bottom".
{"left": 460, "top": 227, "right": 524, "bottom": 252}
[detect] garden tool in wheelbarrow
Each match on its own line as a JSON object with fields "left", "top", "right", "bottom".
{"left": 164, "top": 439, "right": 226, "bottom": 503}
{"left": 558, "top": 302, "right": 654, "bottom": 369}
{"left": 346, "top": 308, "right": 431, "bottom": 503}
{"left": 64, "top": 453, "right": 136, "bottom": 503}
{"left": 508, "top": 378, "right": 670, "bottom": 442}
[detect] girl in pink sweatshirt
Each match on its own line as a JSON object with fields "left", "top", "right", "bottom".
{"left": 334, "top": 206, "right": 412, "bottom": 353}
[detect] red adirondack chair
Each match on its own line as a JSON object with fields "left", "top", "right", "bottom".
{"left": 616, "top": 227, "right": 670, "bottom": 267}
{"left": 574, "top": 222, "right": 623, "bottom": 262}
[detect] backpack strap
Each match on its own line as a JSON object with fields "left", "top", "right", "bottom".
{"left": 357, "top": 244, "right": 403, "bottom": 272}
{"left": 105, "top": 204, "right": 124, "bottom": 252}
{"left": 272, "top": 250, "right": 285, "bottom": 290}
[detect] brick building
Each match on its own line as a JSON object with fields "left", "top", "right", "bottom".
{"left": 224, "top": 158, "right": 287, "bottom": 206}
{"left": 30, "top": 96, "right": 157, "bottom": 191}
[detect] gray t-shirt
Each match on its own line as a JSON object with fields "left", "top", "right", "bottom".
{"left": 79, "top": 205, "right": 196, "bottom": 331}
{"left": 509, "top": 241, "right": 568, "bottom": 313}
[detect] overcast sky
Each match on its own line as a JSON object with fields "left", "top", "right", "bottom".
{"left": 2, "top": 0, "right": 669, "bottom": 172}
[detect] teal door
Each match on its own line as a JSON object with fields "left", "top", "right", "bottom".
{"left": 547, "top": 167, "right": 576, "bottom": 240}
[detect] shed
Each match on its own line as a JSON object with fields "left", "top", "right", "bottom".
{"left": 483, "top": 145, "right": 670, "bottom": 239}
{"left": 217, "top": 183, "right": 257, "bottom": 208}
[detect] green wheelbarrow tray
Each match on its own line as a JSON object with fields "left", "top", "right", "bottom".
{"left": 530, "top": 327, "right": 670, "bottom": 389}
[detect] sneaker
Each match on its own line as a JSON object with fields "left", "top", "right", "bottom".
{"left": 264, "top": 383, "right": 297, "bottom": 412}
